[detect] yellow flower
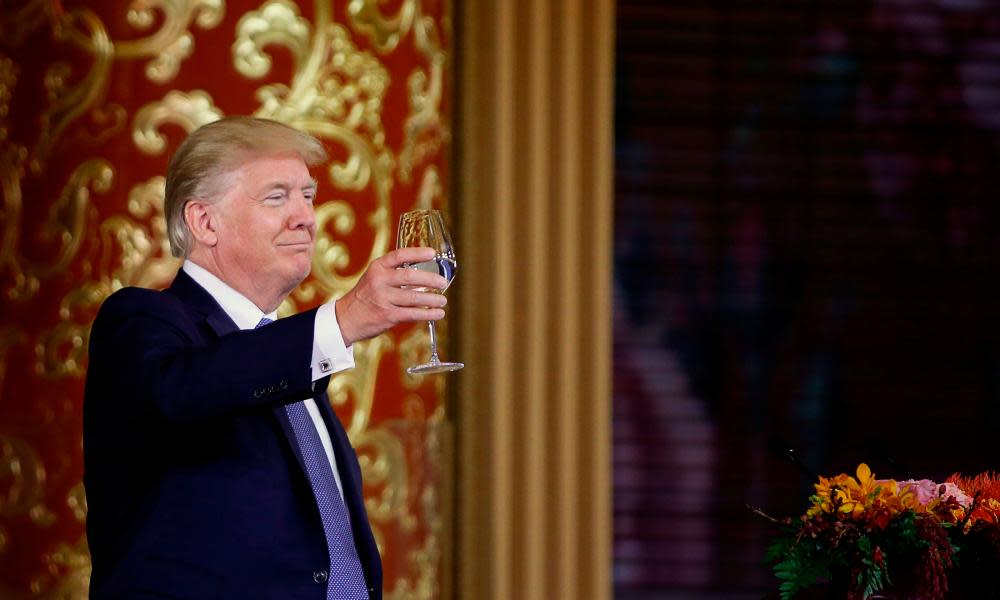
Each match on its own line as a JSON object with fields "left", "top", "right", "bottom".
{"left": 804, "top": 464, "right": 911, "bottom": 521}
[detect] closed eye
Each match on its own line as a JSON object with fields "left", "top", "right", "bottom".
{"left": 264, "top": 191, "right": 288, "bottom": 204}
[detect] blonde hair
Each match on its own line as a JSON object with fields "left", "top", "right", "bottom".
{"left": 164, "top": 116, "right": 328, "bottom": 257}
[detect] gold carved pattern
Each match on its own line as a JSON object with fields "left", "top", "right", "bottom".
{"left": 328, "top": 333, "right": 393, "bottom": 438}
{"left": 0, "top": 434, "right": 59, "bottom": 562}
{"left": 37, "top": 174, "right": 182, "bottom": 380}
{"left": 347, "top": 0, "right": 450, "bottom": 183}
{"left": 5, "top": 157, "right": 112, "bottom": 305}
{"left": 23, "top": 0, "right": 223, "bottom": 171}
{"left": 0, "top": 52, "right": 28, "bottom": 300}
{"left": 30, "top": 160, "right": 114, "bottom": 380}
{"left": 383, "top": 410, "right": 448, "bottom": 600}
{"left": 34, "top": 6, "right": 115, "bottom": 173}
{"left": 0, "top": 55, "right": 16, "bottom": 132}
{"left": 30, "top": 482, "right": 89, "bottom": 598}
{"left": 2, "top": 0, "right": 450, "bottom": 595}
{"left": 3, "top": 0, "right": 221, "bottom": 297}
{"left": 0, "top": 436, "right": 45, "bottom": 519}
{"left": 114, "top": 0, "right": 225, "bottom": 83}
{"left": 133, "top": 90, "right": 224, "bottom": 155}
{"left": 399, "top": 325, "right": 431, "bottom": 390}
{"left": 235, "top": 0, "right": 394, "bottom": 302}
{"left": 357, "top": 427, "right": 413, "bottom": 530}
{"left": 33, "top": 537, "right": 91, "bottom": 598}
{"left": 233, "top": 9, "right": 448, "bottom": 589}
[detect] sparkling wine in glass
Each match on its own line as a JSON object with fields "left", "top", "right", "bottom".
{"left": 397, "top": 209, "right": 464, "bottom": 374}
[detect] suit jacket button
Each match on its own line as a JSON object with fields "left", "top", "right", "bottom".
{"left": 313, "top": 569, "right": 328, "bottom": 583}
{"left": 279, "top": 379, "right": 288, "bottom": 390}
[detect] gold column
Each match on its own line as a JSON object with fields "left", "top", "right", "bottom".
{"left": 454, "top": 1, "right": 615, "bottom": 598}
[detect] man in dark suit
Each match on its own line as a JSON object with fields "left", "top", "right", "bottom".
{"left": 83, "top": 116, "right": 448, "bottom": 599}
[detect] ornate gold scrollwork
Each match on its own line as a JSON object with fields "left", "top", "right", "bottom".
{"left": 398, "top": 326, "right": 431, "bottom": 390}
{"left": 115, "top": 0, "right": 225, "bottom": 83}
{"left": 34, "top": 321, "right": 88, "bottom": 380}
{"left": 328, "top": 333, "right": 393, "bottom": 438}
{"left": 0, "top": 53, "right": 26, "bottom": 299}
{"left": 5, "top": 158, "right": 112, "bottom": 302}
{"left": 38, "top": 160, "right": 114, "bottom": 280}
{"left": 133, "top": 90, "right": 223, "bottom": 155}
{"left": 34, "top": 6, "right": 115, "bottom": 173}
{"left": 398, "top": 55, "right": 447, "bottom": 184}
{"left": 0, "top": 55, "right": 16, "bottom": 129}
{"left": 415, "top": 166, "right": 443, "bottom": 210}
{"left": 0, "top": 436, "right": 46, "bottom": 519}
{"left": 36, "top": 174, "right": 181, "bottom": 379}
{"left": 347, "top": 0, "right": 417, "bottom": 52}
{"left": 23, "top": 0, "right": 224, "bottom": 172}
{"left": 33, "top": 536, "right": 91, "bottom": 598}
{"left": 66, "top": 483, "right": 87, "bottom": 524}
{"left": 234, "top": 0, "right": 394, "bottom": 303}
{"left": 232, "top": 0, "right": 311, "bottom": 78}
{"left": 383, "top": 411, "right": 449, "bottom": 600}
{"left": 356, "top": 427, "right": 411, "bottom": 527}
{"left": 347, "top": 0, "right": 449, "bottom": 183}
{"left": 39, "top": 486, "right": 94, "bottom": 595}
{"left": 304, "top": 143, "right": 391, "bottom": 298}
{"left": 3, "top": 0, "right": 451, "bottom": 594}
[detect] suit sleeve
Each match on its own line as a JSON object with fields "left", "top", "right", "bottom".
{"left": 87, "top": 288, "right": 319, "bottom": 427}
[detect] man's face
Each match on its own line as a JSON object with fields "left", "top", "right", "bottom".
{"left": 210, "top": 152, "right": 318, "bottom": 306}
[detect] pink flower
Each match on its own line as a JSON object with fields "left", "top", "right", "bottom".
{"left": 939, "top": 482, "right": 973, "bottom": 508}
{"left": 899, "top": 479, "right": 974, "bottom": 508}
{"left": 900, "top": 479, "right": 938, "bottom": 505}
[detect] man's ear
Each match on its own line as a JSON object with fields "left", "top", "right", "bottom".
{"left": 184, "top": 200, "right": 220, "bottom": 247}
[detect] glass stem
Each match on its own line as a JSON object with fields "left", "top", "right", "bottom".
{"left": 427, "top": 320, "right": 441, "bottom": 364}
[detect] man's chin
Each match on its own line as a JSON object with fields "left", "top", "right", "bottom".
{"left": 292, "top": 261, "right": 312, "bottom": 284}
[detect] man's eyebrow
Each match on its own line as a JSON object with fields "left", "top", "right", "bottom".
{"left": 256, "top": 179, "right": 317, "bottom": 194}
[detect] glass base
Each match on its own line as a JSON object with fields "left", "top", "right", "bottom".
{"left": 407, "top": 361, "right": 465, "bottom": 375}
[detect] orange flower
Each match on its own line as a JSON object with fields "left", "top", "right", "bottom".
{"left": 804, "top": 464, "right": 910, "bottom": 522}
{"left": 947, "top": 472, "right": 1000, "bottom": 527}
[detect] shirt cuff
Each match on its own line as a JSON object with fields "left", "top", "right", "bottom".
{"left": 311, "top": 301, "right": 355, "bottom": 381}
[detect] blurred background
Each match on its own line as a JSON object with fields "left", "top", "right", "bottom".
{"left": 613, "top": 0, "right": 999, "bottom": 597}
{"left": 2, "top": 0, "right": 998, "bottom": 598}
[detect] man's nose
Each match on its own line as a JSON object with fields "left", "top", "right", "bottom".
{"left": 289, "top": 193, "right": 316, "bottom": 230}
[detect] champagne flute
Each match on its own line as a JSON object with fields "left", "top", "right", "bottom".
{"left": 397, "top": 209, "right": 464, "bottom": 374}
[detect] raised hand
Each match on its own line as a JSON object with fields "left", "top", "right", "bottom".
{"left": 334, "top": 247, "right": 448, "bottom": 346}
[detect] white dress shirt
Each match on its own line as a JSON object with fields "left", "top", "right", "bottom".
{"left": 183, "top": 260, "right": 354, "bottom": 500}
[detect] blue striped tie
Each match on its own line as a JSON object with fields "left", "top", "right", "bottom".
{"left": 256, "top": 317, "right": 369, "bottom": 599}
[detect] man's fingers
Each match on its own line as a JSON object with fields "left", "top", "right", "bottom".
{"left": 392, "top": 288, "right": 447, "bottom": 309}
{"left": 382, "top": 247, "right": 437, "bottom": 268}
{"left": 394, "top": 268, "right": 449, "bottom": 291}
{"left": 399, "top": 307, "right": 446, "bottom": 322}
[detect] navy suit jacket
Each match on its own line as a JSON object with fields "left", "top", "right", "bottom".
{"left": 83, "top": 269, "right": 382, "bottom": 599}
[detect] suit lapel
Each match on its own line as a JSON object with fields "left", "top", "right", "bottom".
{"left": 165, "top": 268, "right": 311, "bottom": 475}
{"left": 166, "top": 269, "right": 373, "bottom": 579}
{"left": 166, "top": 269, "right": 240, "bottom": 337}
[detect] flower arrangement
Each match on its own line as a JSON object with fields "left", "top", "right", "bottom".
{"left": 760, "top": 464, "right": 1000, "bottom": 599}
